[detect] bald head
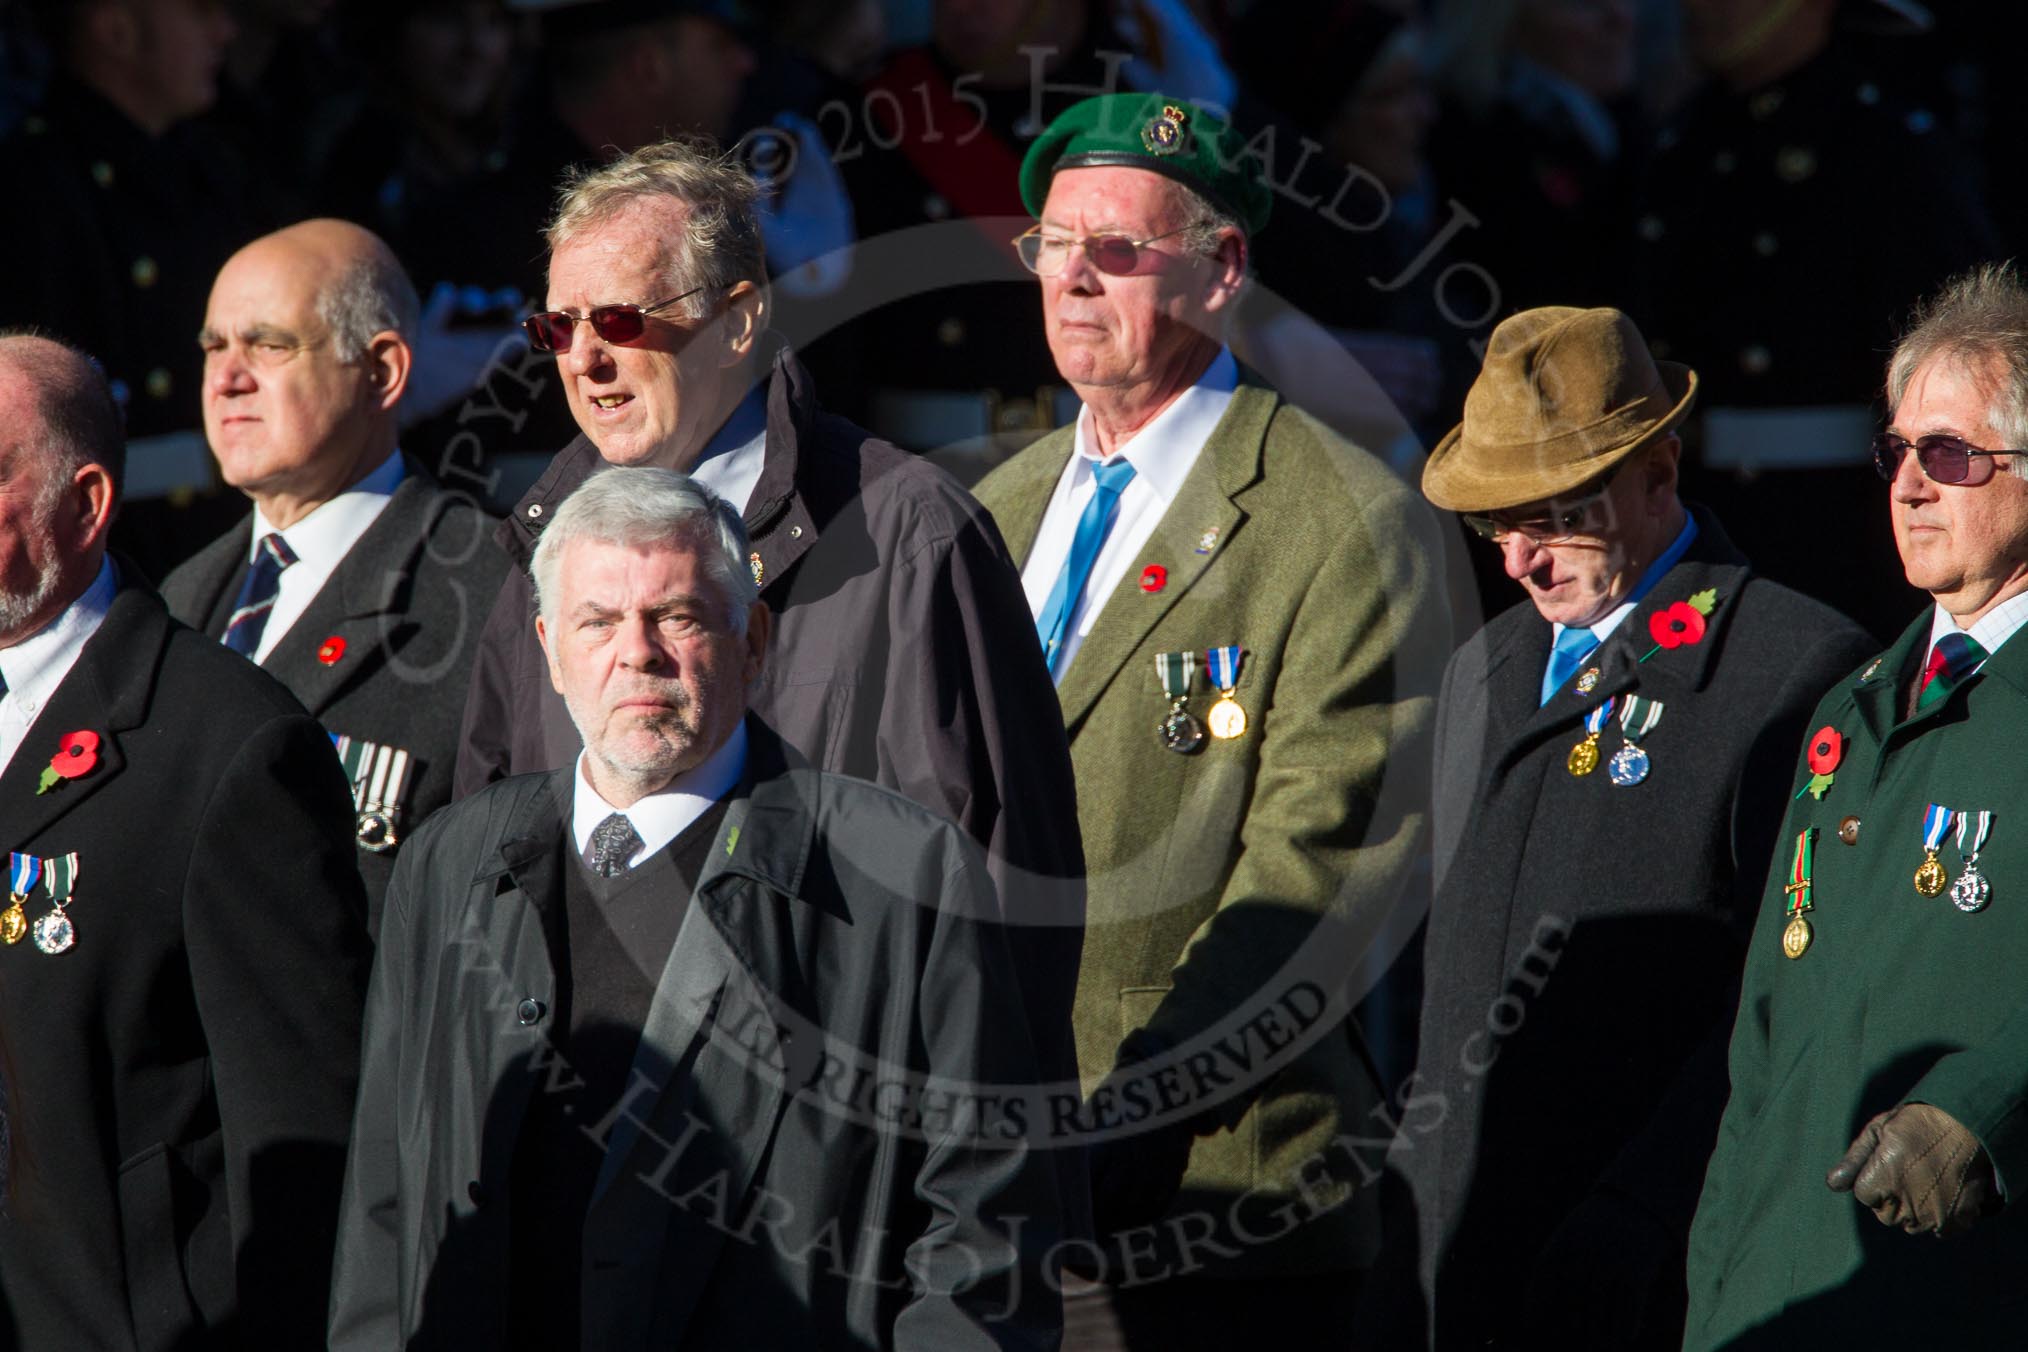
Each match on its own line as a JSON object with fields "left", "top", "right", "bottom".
{"left": 201, "top": 220, "right": 417, "bottom": 528}
{"left": 0, "top": 334, "right": 123, "bottom": 644}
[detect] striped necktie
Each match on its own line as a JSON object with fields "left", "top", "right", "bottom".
{"left": 223, "top": 532, "right": 297, "bottom": 657}
{"left": 1913, "top": 631, "right": 1988, "bottom": 715}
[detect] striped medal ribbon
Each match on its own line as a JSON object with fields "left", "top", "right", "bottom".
{"left": 1915, "top": 803, "right": 1953, "bottom": 897}
{"left": 34, "top": 852, "right": 79, "bottom": 955}
{"left": 1, "top": 852, "right": 41, "bottom": 945}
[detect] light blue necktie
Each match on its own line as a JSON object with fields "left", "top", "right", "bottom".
{"left": 1036, "top": 458, "right": 1138, "bottom": 677}
{"left": 1540, "top": 625, "right": 1600, "bottom": 705}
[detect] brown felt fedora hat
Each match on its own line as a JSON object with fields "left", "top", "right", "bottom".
{"left": 1423, "top": 306, "right": 1698, "bottom": 513}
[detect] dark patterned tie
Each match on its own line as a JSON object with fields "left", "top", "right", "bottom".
{"left": 1914, "top": 631, "right": 1989, "bottom": 715}
{"left": 587, "top": 812, "right": 643, "bottom": 877}
{"left": 223, "top": 532, "right": 298, "bottom": 657}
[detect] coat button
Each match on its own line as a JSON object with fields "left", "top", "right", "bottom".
{"left": 468, "top": 1180, "right": 489, "bottom": 1207}
{"left": 516, "top": 997, "right": 545, "bottom": 1025}
{"left": 1838, "top": 816, "right": 1861, "bottom": 846}
{"left": 527, "top": 503, "right": 542, "bottom": 519}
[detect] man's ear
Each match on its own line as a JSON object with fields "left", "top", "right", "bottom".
{"left": 742, "top": 599, "right": 771, "bottom": 683}
{"left": 66, "top": 462, "right": 117, "bottom": 555}
{"left": 536, "top": 614, "right": 565, "bottom": 695}
{"left": 718, "top": 280, "right": 765, "bottom": 369}
{"left": 1645, "top": 436, "right": 1682, "bottom": 506}
{"left": 363, "top": 332, "right": 412, "bottom": 412}
{"left": 1198, "top": 228, "right": 1248, "bottom": 316}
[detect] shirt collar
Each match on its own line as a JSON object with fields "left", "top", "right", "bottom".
{"left": 570, "top": 719, "right": 748, "bottom": 865}
{"left": 249, "top": 450, "right": 405, "bottom": 565}
{"left": 0, "top": 557, "right": 116, "bottom": 707}
{"left": 1070, "top": 347, "right": 1239, "bottom": 501}
{"left": 1553, "top": 511, "right": 1700, "bottom": 646}
{"left": 687, "top": 384, "right": 769, "bottom": 515}
{"left": 1926, "top": 588, "right": 2028, "bottom": 663}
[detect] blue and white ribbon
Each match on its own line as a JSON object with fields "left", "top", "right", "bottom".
{"left": 1922, "top": 803, "right": 1955, "bottom": 853}
{"left": 1205, "top": 645, "right": 1245, "bottom": 693}
{"left": 8, "top": 853, "right": 40, "bottom": 897}
{"left": 1584, "top": 697, "right": 1618, "bottom": 736}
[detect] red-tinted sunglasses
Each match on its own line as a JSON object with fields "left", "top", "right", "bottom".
{"left": 523, "top": 287, "right": 704, "bottom": 354}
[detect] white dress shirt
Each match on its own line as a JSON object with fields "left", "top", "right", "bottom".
{"left": 570, "top": 720, "right": 748, "bottom": 871}
{"left": 0, "top": 557, "right": 116, "bottom": 776}
{"left": 1019, "top": 348, "right": 1239, "bottom": 676}
{"left": 248, "top": 450, "right": 405, "bottom": 662}
{"left": 687, "top": 385, "right": 769, "bottom": 516}
{"left": 1924, "top": 588, "right": 2028, "bottom": 675}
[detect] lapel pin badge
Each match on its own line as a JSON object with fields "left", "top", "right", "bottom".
{"left": 1575, "top": 667, "right": 1601, "bottom": 695}
{"left": 318, "top": 635, "right": 346, "bottom": 665}
{"left": 1140, "top": 564, "right": 1167, "bottom": 593}
{"left": 1195, "top": 527, "right": 1219, "bottom": 555}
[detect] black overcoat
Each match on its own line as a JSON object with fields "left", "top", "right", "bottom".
{"left": 0, "top": 578, "right": 371, "bottom": 1350}
{"left": 330, "top": 720, "right": 1066, "bottom": 1350}
{"left": 161, "top": 464, "right": 509, "bottom": 932}
{"left": 1379, "top": 510, "right": 1874, "bottom": 1349}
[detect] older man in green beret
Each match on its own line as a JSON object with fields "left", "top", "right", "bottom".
{"left": 1377, "top": 306, "right": 1869, "bottom": 1350}
{"left": 972, "top": 92, "right": 1450, "bottom": 1345}
{"left": 1686, "top": 265, "right": 2028, "bottom": 1349}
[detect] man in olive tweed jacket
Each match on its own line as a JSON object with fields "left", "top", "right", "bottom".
{"left": 974, "top": 90, "right": 1449, "bottom": 1341}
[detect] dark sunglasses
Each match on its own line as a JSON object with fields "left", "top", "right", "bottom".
{"left": 523, "top": 286, "right": 705, "bottom": 354}
{"left": 1012, "top": 225, "right": 1192, "bottom": 278}
{"left": 1872, "top": 431, "right": 2022, "bottom": 486}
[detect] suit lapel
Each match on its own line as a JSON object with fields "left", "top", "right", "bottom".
{"left": 259, "top": 474, "right": 434, "bottom": 717}
{"left": 0, "top": 583, "right": 163, "bottom": 851}
{"left": 177, "top": 521, "right": 251, "bottom": 638}
{"left": 988, "top": 432, "right": 1076, "bottom": 567}
{"left": 1054, "top": 381, "right": 1274, "bottom": 736}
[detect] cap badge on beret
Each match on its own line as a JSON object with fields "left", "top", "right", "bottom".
{"left": 1141, "top": 104, "right": 1190, "bottom": 157}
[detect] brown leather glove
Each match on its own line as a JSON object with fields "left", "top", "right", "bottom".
{"left": 1825, "top": 1102, "right": 2000, "bottom": 1236}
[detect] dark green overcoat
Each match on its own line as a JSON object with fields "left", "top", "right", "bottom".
{"left": 1687, "top": 610, "right": 2028, "bottom": 1348}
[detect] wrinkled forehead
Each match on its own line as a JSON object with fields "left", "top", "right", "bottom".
{"left": 547, "top": 203, "right": 684, "bottom": 304}
{"left": 1039, "top": 166, "right": 1192, "bottom": 233}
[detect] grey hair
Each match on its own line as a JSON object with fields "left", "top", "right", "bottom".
{"left": 1170, "top": 180, "right": 1249, "bottom": 275}
{"left": 545, "top": 137, "right": 768, "bottom": 322}
{"left": 317, "top": 251, "right": 421, "bottom": 360}
{"left": 531, "top": 467, "right": 758, "bottom": 632}
{"left": 1887, "top": 262, "right": 2028, "bottom": 449}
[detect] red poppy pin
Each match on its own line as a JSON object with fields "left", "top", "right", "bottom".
{"left": 36, "top": 729, "right": 100, "bottom": 794}
{"left": 1639, "top": 589, "right": 1720, "bottom": 662}
{"left": 318, "top": 635, "right": 347, "bottom": 665}
{"left": 1796, "top": 725, "right": 1843, "bottom": 801}
{"left": 1140, "top": 564, "right": 1168, "bottom": 593}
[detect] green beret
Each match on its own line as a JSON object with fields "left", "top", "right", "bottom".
{"left": 1019, "top": 93, "right": 1272, "bottom": 236}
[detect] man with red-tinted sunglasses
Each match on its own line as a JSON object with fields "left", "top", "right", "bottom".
{"left": 453, "top": 134, "right": 1089, "bottom": 1232}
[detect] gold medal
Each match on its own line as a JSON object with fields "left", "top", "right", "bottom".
{"left": 1915, "top": 851, "right": 1948, "bottom": 897}
{"left": 0, "top": 895, "right": 25, "bottom": 945}
{"left": 1782, "top": 914, "right": 1813, "bottom": 959}
{"left": 1567, "top": 736, "right": 1600, "bottom": 776}
{"left": 1208, "top": 696, "right": 1247, "bottom": 740}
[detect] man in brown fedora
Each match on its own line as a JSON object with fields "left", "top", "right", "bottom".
{"left": 1368, "top": 306, "right": 1871, "bottom": 1350}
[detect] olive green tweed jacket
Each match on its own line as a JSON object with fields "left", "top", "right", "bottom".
{"left": 975, "top": 374, "right": 1448, "bottom": 1278}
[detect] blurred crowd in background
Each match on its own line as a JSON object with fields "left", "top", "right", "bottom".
{"left": 0, "top": 0, "right": 2017, "bottom": 642}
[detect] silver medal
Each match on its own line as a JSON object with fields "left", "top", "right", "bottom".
{"left": 1607, "top": 743, "right": 1651, "bottom": 786}
{"left": 32, "top": 909, "right": 74, "bottom": 955}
